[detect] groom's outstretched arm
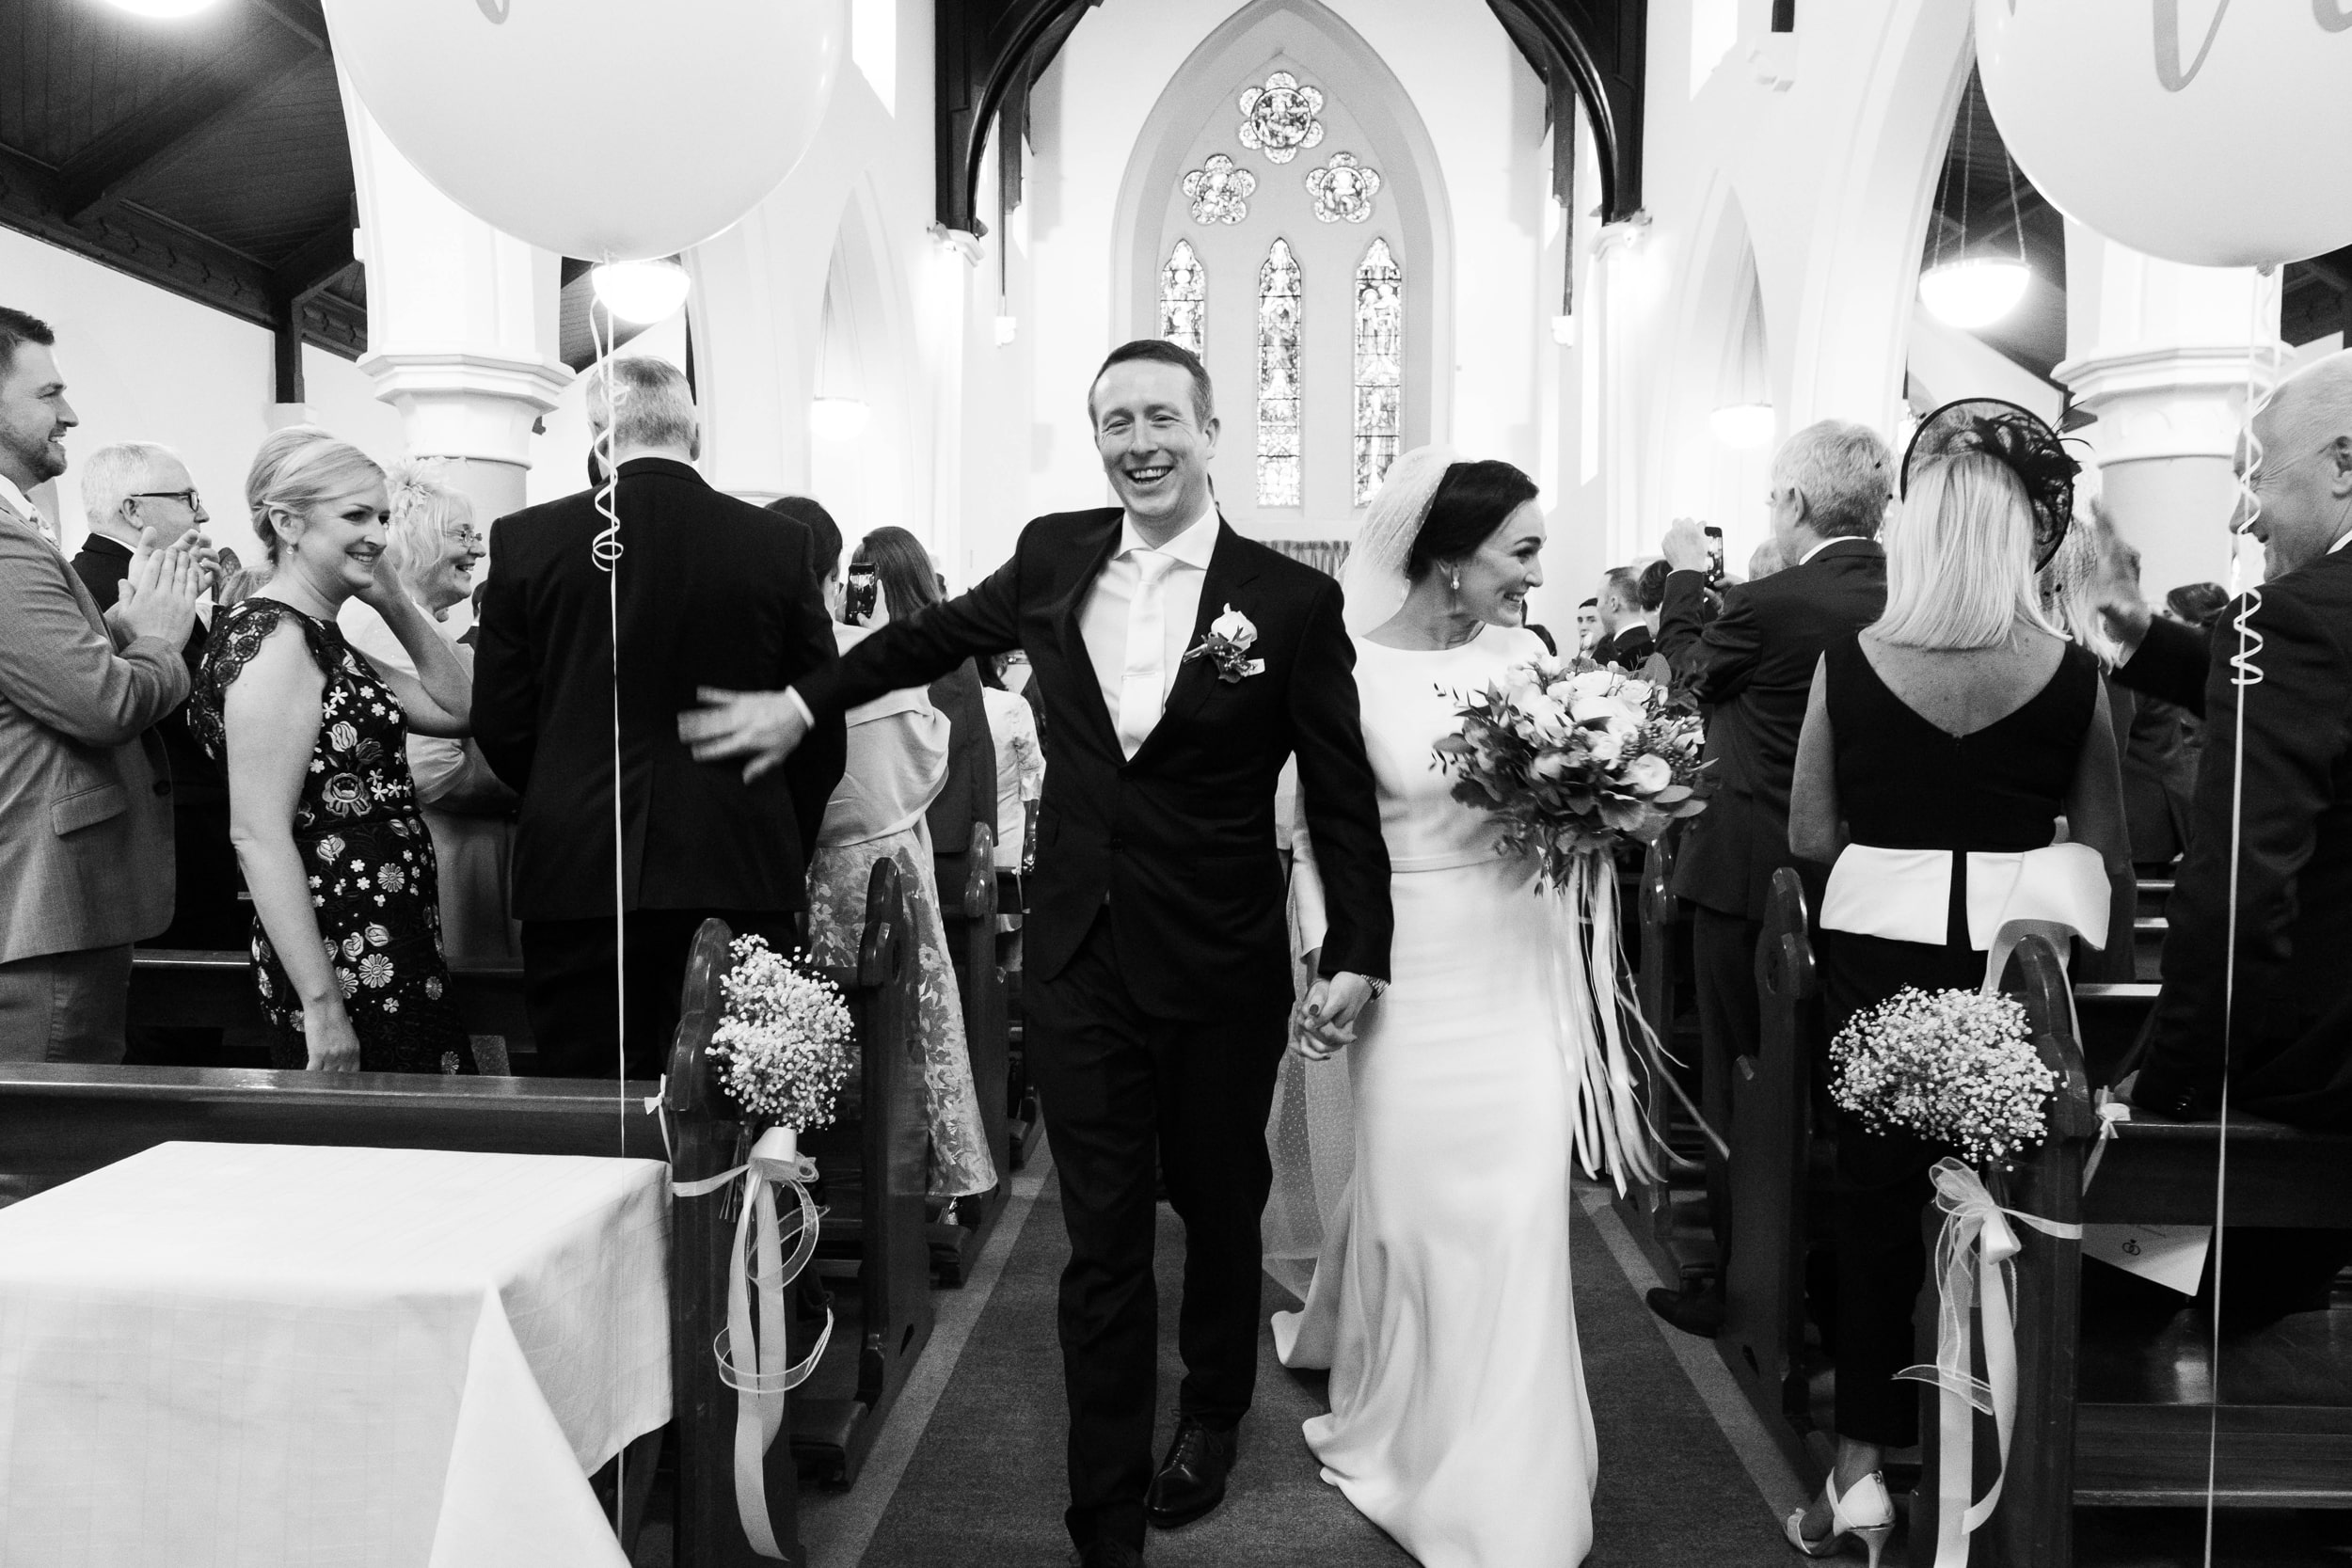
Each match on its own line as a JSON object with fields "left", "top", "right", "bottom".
{"left": 682, "top": 546, "right": 1026, "bottom": 781}
{"left": 1289, "top": 578, "right": 1392, "bottom": 984}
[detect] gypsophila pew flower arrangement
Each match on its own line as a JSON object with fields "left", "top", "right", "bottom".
{"left": 1434, "top": 657, "right": 1711, "bottom": 889}
{"left": 1829, "top": 987, "right": 2060, "bottom": 1168}
{"left": 1429, "top": 657, "right": 1712, "bottom": 1188}
{"left": 707, "top": 935, "right": 855, "bottom": 1137}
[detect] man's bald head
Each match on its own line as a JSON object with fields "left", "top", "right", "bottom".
{"left": 2249, "top": 348, "right": 2352, "bottom": 575}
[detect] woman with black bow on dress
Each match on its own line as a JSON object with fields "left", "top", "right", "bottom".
{"left": 1784, "top": 403, "right": 2130, "bottom": 1562}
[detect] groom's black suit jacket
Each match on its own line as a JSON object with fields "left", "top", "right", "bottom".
{"left": 795, "top": 508, "right": 1391, "bottom": 1020}
{"left": 2114, "top": 548, "right": 2352, "bottom": 1130}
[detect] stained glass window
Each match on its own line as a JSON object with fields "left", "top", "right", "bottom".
{"left": 1181, "top": 152, "right": 1256, "bottom": 226}
{"left": 1307, "top": 151, "right": 1382, "bottom": 224}
{"left": 1159, "top": 240, "right": 1205, "bottom": 357}
{"left": 1353, "top": 238, "right": 1403, "bottom": 505}
{"left": 1256, "top": 238, "right": 1303, "bottom": 508}
{"left": 1238, "top": 71, "right": 1326, "bottom": 165}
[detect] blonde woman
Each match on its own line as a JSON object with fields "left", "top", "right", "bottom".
{"left": 1786, "top": 403, "right": 2128, "bottom": 1561}
{"left": 188, "top": 429, "right": 475, "bottom": 1074}
{"left": 339, "top": 463, "right": 518, "bottom": 962}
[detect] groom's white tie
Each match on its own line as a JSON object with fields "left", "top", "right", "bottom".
{"left": 1116, "top": 549, "right": 1177, "bottom": 759}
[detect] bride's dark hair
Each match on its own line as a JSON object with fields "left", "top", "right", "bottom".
{"left": 1406, "top": 460, "right": 1539, "bottom": 580}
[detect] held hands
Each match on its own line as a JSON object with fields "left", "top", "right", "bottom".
{"left": 1661, "top": 517, "right": 1714, "bottom": 574}
{"left": 1291, "top": 960, "right": 1378, "bottom": 1061}
{"left": 109, "top": 537, "right": 201, "bottom": 649}
{"left": 678, "top": 688, "right": 811, "bottom": 783}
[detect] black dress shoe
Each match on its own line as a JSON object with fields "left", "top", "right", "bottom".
{"left": 1145, "top": 1417, "right": 1237, "bottom": 1528}
{"left": 1071, "top": 1540, "right": 1146, "bottom": 1567}
{"left": 1645, "top": 1282, "right": 1726, "bottom": 1337}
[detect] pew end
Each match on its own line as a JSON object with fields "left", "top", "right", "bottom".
{"left": 793, "top": 857, "right": 936, "bottom": 1488}
{"left": 931, "top": 816, "right": 1011, "bottom": 1285}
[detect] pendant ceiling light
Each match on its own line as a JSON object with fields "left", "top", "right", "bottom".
{"left": 102, "top": 0, "right": 223, "bottom": 15}
{"left": 1920, "top": 73, "right": 2030, "bottom": 332}
{"left": 809, "top": 396, "right": 871, "bottom": 441}
{"left": 589, "top": 259, "right": 691, "bottom": 326}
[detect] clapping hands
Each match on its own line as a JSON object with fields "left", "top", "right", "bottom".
{"left": 2082, "top": 497, "right": 2153, "bottom": 655}
{"left": 109, "top": 531, "right": 202, "bottom": 649}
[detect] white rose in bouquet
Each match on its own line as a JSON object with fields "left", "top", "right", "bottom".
{"left": 1565, "top": 669, "right": 1617, "bottom": 702}
{"left": 1618, "top": 753, "right": 1673, "bottom": 795}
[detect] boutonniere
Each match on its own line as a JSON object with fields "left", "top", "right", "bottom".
{"left": 1184, "top": 604, "right": 1265, "bottom": 684}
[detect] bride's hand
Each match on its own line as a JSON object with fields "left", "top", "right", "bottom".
{"left": 1296, "top": 973, "right": 1375, "bottom": 1057}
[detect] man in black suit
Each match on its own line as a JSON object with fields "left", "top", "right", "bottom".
{"left": 1645, "top": 420, "right": 1895, "bottom": 1336}
{"left": 68, "top": 443, "right": 246, "bottom": 970}
{"left": 2097, "top": 351, "right": 2352, "bottom": 1134}
{"left": 1593, "top": 564, "right": 1655, "bottom": 668}
{"left": 682, "top": 340, "right": 1391, "bottom": 1567}
{"left": 473, "top": 356, "right": 844, "bottom": 1078}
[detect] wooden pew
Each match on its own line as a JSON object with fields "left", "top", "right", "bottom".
{"left": 999, "top": 864, "right": 1043, "bottom": 1170}
{"left": 128, "top": 949, "right": 533, "bottom": 1069}
{"left": 792, "top": 858, "right": 937, "bottom": 1487}
{"left": 1922, "top": 939, "right": 2352, "bottom": 1566}
{"left": 1617, "top": 832, "right": 1717, "bottom": 1290}
{"left": 0, "top": 920, "right": 792, "bottom": 1567}
{"left": 931, "top": 817, "right": 1011, "bottom": 1285}
{"left": 1719, "top": 866, "right": 1823, "bottom": 1479}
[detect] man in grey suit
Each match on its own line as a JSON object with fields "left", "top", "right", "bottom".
{"left": 0, "top": 308, "right": 201, "bottom": 1063}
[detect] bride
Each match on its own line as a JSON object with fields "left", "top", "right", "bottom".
{"left": 1276, "top": 447, "right": 1613, "bottom": 1567}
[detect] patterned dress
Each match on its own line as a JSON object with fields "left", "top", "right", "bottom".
{"left": 190, "top": 599, "right": 473, "bottom": 1075}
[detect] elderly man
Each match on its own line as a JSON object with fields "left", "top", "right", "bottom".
{"left": 70, "top": 446, "right": 246, "bottom": 977}
{"left": 473, "top": 356, "right": 845, "bottom": 1078}
{"left": 0, "top": 309, "right": 201, "bottom": 1063}
{"left": 1645, "top": 419, "right": 1895, "bottom": 1336}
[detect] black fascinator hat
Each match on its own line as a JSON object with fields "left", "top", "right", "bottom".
{"left": 1899, "top": 398, "right": 2081, "bottom": 569}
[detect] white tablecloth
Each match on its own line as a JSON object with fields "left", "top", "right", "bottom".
{"left": 0, "top": 1142, "right": 671, "bottom": 1567}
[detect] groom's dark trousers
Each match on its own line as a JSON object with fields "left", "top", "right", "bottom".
{"left": 792, "top": 509, "right": 1391, "bottom": 1554}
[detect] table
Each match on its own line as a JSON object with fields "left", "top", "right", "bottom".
{"left": 0, "top": 1141, "right": 670, "bottom": 1566}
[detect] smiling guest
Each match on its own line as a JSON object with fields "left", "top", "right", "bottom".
{"left": 187, "top": 428, "right": 477, "bottom": 1075}
{"left": 339, "top": 461, "right": 517, "bottom": 963}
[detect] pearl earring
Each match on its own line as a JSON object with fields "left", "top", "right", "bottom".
{"left": 1450, "top": 568, "right": 1461, "bottom": 592}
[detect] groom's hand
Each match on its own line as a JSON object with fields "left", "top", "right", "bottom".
{"left": 679, "top": 687, "right": 811, "bottom": 783}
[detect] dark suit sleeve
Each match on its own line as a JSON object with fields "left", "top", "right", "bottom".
{"left": 774, "top": 522, "right": 847, "bottom": 856}
{"left": 1662, "top": 572, "right": 1764, "bottom": 705}
{"left": 2137, "top": 588, "right": 2348, "bottom": 1113}
{"left": 1289, "top": 578, "right": 1392, "bottom": 982}
{"left": 795, "top": 546, "right": 1025, "bottom": 719}
{"left": 471, "top": 518, "right": 537, "bottom": 792}
{"left": 2112, "top": 615, "right": 2211, "bottom": 718}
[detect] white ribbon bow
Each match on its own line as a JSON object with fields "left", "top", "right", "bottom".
{"left": 670, "top": 1127, "right": 833, "bottom": 1560}
{"left": 1896, "top": 1158, "right": 2082, "bottom": 1567}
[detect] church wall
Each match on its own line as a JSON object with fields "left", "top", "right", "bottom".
{"left": 0, "top": 223, "right": 405, "bottom": 565}
{"left": 1015, "top": 0, "right": 1552, "bottom": 578}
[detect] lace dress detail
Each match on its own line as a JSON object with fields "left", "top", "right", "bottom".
{"left": 190, "top": 599, "right": 473, "bottom": 1075}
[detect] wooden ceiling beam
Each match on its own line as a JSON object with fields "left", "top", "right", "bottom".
{"left": 53, "top": 22, "right": 319, "bottom": 222}
{"left": 1485, "top": 0, "right": 1646, "bottom": 221}
{"left": 270, "top": 214, "right": 355, "bottom": 303}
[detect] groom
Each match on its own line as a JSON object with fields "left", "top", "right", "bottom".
{"left": 682, "top": 340, "right": 1391, "bottom": 1565}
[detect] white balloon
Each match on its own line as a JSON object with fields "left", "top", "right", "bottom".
{"left": 1974, "top": 0, "right": 2352, "bottom": 269}
{"left": 324, "top": 0, "right": 849, "bottom": 261}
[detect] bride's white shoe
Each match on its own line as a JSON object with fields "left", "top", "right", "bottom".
{"left": 1783, "top": 1470, "right": 1895, "bottom": 1565}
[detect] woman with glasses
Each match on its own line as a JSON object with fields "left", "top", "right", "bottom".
{"left": 340, "top": 462, "right": 520, "bottom": 974}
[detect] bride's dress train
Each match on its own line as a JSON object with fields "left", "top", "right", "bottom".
{"left": 1275, "top": 626, "right": 1597, "bottom": 1568}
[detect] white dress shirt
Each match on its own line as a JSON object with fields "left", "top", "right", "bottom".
{"left": 1080, "top": 504, "right": 1220, "bottom": 758}
{"left": 0, "top": 472, "right": 44, "bottom": 537}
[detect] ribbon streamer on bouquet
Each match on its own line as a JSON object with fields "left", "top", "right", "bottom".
{"left": 1896, "top": 1159, "right": 2082, "bottom": 1568}
{"left": 1542, "top": 853, "right": 1668, "bottom": 1193}
{"left": 667, "top": 1141, "right": 833, "bottom": 1560}
{"left": 2080, "top": 1093, "right": 2129, "bottom": 1194}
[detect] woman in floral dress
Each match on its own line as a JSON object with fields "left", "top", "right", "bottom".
{"left": 188, "top": 428, "right": 478, "bottom": 1074}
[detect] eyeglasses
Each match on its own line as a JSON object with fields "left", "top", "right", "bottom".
{"left": 130, "top": 489, "right": 201, "bottom": 508}
{"left": 440, "top": 527, "right": 485, "bottom": 548}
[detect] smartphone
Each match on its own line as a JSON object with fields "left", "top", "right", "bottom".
{"left": 1703, "top": 525, "right": 1725, "bottom": 583}
{"left": 845, "top": 568, "right": 879, "bottom": 625}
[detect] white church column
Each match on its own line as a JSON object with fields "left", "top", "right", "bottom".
{"left": 342, "top": 89, "right": 572, "bottom": 524}
{"left": 2055, "top": 224, "right": 2283, "bottom": 596}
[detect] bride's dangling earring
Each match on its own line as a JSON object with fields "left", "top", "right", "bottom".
{"left": 1448, "top": 565, "right": 1461, "bottom": 608}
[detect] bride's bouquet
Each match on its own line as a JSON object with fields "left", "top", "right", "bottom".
{"left": 1434, "top": 657, "right": 1711, "bottom": 891}
{"left": 1828, "top": 987, "right": 2058, "bottom": 1167}
{"left": 1429, "top": 657, "right": 1712, "bottom": 1190}
{"left": 707, "top": 935, "right": 856, "bottom": 1134}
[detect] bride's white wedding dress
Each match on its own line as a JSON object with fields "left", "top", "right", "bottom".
{"left": 1275, "top": 624, "right": 1597, "bottom": 1568}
